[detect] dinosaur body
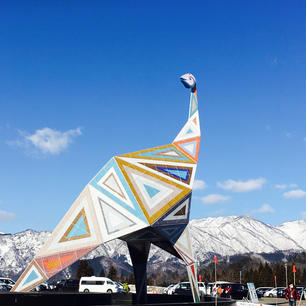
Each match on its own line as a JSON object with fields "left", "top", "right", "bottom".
{"left": 12, "top": 73, "right": 201, "bottom": 303}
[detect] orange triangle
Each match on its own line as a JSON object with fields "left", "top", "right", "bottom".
{"left": 173, "top": 136, "right": 200, "bottom": 162}
{"left": 43, "top": 254, "right": 74, "bottom": 271}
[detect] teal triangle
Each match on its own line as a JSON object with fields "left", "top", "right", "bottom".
{"left": 163, "top": 168, "right": 189, "bottom": 180}
{"left": 23, "top": 270, "right": 39, "bottom": 286}
{"left": 143, "top": 184, "right": 160, "bottom": 198}
{"left": 186, "top": 128, "right": 193, "bottom": 134}
{"left": 66, "top": 215, "right": 88, "bottom": 238}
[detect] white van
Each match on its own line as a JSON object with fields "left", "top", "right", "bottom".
{"left": 79, "top": 276, "right": 118, "bottom": 293}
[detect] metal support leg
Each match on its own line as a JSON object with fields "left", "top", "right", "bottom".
{"left": 127, "top": 241, "right": 151, "bottom": 305}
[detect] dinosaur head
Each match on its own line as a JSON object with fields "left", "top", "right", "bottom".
{"left": 180, "top": 73, "right": 196, "bottom": 90}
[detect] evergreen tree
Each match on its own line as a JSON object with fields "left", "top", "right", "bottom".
{"left": 107, "top": 265, "right": 118, "bottom": 281}
{"left": 75, "top": 260, "right": 94, "bottom": 279}
{"left": 99, "top": 268, "right": 105, "bottom": 277}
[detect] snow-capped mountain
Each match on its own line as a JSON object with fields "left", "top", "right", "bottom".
{"left": 0, "top": 216, "right": 304, "bottom": 279}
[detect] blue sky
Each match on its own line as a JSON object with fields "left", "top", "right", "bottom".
{"left": 0, "top": 1, "right": 305, "bottom": 233}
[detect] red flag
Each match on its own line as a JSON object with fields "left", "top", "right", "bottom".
{"left": 274, "top": 275, "right": 277, "bottom": 281}
{"left": 293, "top": 265, "right": 296, "bottom": 273}
{"left": 199, "top": 274, "right": 202, "bottom": 282}
{"left": 213, "top": 255, "right": 218, "bottom": 264}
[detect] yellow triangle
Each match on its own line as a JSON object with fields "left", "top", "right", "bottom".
{"left": 115, "top": 157, "right": 191, "bottom": 224}
{"left": 119, "top": 144, "right": 195, "bottom": 164}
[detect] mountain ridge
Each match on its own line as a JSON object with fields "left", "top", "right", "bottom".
{"left": 0, "top": 216, "right": 304, "bottom": 279}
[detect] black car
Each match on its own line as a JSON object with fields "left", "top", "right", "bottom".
{"left": 218, "top": 283, "right": 248, "bottom": 299}
{"left": 172, "top": 282, "right": 192, "bottom": 296}
{"left": 54, "top": 279, "right": 79, "bottom": 292}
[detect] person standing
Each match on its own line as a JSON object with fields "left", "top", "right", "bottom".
{"left": 285, "top": 283, "right": 300, "bottom": 306}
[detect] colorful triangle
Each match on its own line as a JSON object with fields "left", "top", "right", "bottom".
{"left": 174, "top": 137, "right": 200, "bottom": 162}
{"left": 189, "top": 92, "right": 198, "bottom": 118}
{"left": 116, "top": 158, "right": 191, "bottom": 224}
{"left": 119, "top": 144, "right": 195, "bottom": 164}
{"left": 90, "top": 158, "right": 147, "bottom": 223}
{"left": 99, "top": 197, "right": 136, "bottom": 234}
{"left": 144, "top": 184, "right": 160, "bottom": 198}
{"left": 59, "top": 208, "right": 90, "bottom": 242}
{"left": 153, "top": 193, "right": 191, "bottom": 226}
{"left": 140, "top": 162, "right": 193, "bottom": 185}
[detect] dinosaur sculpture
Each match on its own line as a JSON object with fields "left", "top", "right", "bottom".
{"left": 12, "top": 73, "right": 201, "bottom": 303}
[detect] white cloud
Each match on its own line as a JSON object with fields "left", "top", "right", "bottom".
{"left": 275, "top": 184, "right": 287, "bottom": 189}
{"left": 193, "top": 180, "right": 207, "bottom": 190}
{"left": 250, "top": 204, "right": 275, "bottom": 215}
{"left": 0, "top": 210, "right": 15, "bottom": 221}
{"left": 283, "top": 189, "right": 306, "bottom": 199}
{"left": 201, "top": 194, "right": 231, "bottom": 205}
{"left": 9, "top": 127, "right": 82, "bottom": 155}
{"left": 301, "top": 212, "right": 306, "bottom": 221}
{"left": 217, "top": 178, "right": 266, "bottom": 193}
{"left": 275, "top": 183, "right": 298, "bottom": 189}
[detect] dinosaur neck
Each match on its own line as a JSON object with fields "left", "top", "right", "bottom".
{"left": 188, "top": 87, "right": 198, "bottom": 119}
{"left": 172, "top": 86, "right": 200, "bottom": 146}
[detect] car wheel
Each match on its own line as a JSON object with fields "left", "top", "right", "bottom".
{"left": 107, "top": 289, "right": 112, "bottom": 293}
{"left": 84, "top": 289, "right": 89, "bottom": 292}
{"left": 269, "top": 294, "right": 273, "bottom": 297}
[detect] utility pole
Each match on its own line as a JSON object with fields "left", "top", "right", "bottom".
{"left": 239, "top": 271, "right": 242, "bottom": 284}
{"left": 284, "top": 262, "right": 288, "bottom": 288}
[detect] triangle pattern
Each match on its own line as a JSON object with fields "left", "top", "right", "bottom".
{"left": 116, "top": 158, "right": 191, "bottom": 224}
{"left": 153, "top": 193, "right": 191, "bottom": 226}
{"left": 140, "top": 162, "right": 193, "bottom": 185}
{"left": 36, "top": 187, "right": 103, "bottom": 257}
{"left": 23, "top": 270, "right": 38, "bottom": 286}
{"left": 59, "top": 208, "right": 90, "bottom": 242}
{"left": 36, "top": 246, "right": 98, "bottom": 280}
{"left": 88, "top": 185, "right": 149, "bottom": 243}
{"left": 103, "top": 172, "right": 127, "bottom": 200}
{"left": 90, "top": 158, "right": 147, "bottom": 223}
{"left": 154, "top": 223, "right": 187, "bottom": 243}
{"left": 119, "top": 144, "right": 195, "bottom": 164}
{"left": 173, "top": 116, "right": 200, "bottom": 143}
{"left": 144, "top": 184, "right": 160, "bottom": 198}
{"left": 12, "top": 261, "right": 47, "bottom": 292}
{"left": 174, "top": 137, "right": 200, "bottom": 162}
{"left": 189, "top": 92, "right": 198, "bottom": 118}
{"left": 174, "top": 226, "right": 193, "bottom": 260}
{"left": 99, "top": 197, "right": 136, "bottom": 235}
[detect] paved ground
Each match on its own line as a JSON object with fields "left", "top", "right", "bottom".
{"left": 257, "top": 298, "right": 306, "bottom": 305}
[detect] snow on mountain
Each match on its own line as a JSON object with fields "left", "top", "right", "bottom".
{"left": 189, "top": 216, "right": 304, "bottom": 260}
{"left": 277, "top": 219, "right": 306, "bottom": 250}
{"left": 0, "top": 216, "right": 304, "bottom": 278}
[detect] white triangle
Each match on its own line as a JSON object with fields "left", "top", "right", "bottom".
{"left": 183, "top": 143, "right": 195, "bottom": 154}
{"left": 162, "top": 150, "right": 181, "bottom": 157}
{"left": 131, "top": 173, "right": 173, "bottom": 210}
{"left": 173, "top": 115, "right": 200, "bottom": 142}
{"left": 175, "top": 226, "right": 193, "bottom": 259}
{"left": 164, "top": 197, "right": 189, "bottom": 221}
{"left": 99, "top": 199, "right": 135, "bottom": 234}
{"left": 97, "top": 167, "right": 134, "bottom": 208}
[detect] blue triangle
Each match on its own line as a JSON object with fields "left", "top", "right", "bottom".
{"left": 156, "top": 166, "right": 190, "bottom": 181}
{"left": 23, "top": 270, "right": 39, "bottom": 286}
{"left": 66, "top": 215, "right": 88, "bottom": 238}
{"left": 189, "top": 93, "right": 198, "bottom": 118}
{"left": 186, "top": 128, "right": 193, "bottom": 134}
{"left": 90, "top": 158, "right": 147, "bottom": 223}
{"left": 143, "top": 184, "right": 160, "bottom": 198}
